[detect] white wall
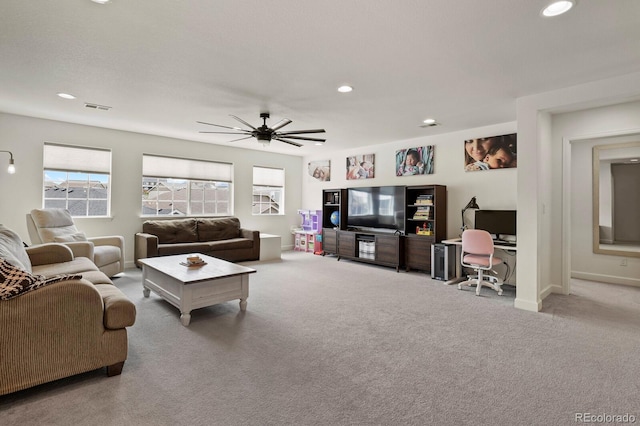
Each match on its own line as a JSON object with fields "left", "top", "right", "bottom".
{"left": 0, "top": 113, "right": 303, "bottom": 267}
{"left": 301, "top": 122, "right": 518, "bottom": 240}
{"left": 517, "top": 71, "right": 640, "bottom": 311}
{"left": 552, "top": 101, "right": 640, "bottom": 286}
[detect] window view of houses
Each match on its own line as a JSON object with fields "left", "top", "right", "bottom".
{"left": 142, "top": 177, "right": 231, "bottom": 216}
{"left": 44, "top": 170, "right": 109, "bottom": 216}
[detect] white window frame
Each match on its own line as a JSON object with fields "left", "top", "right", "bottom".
{"left": 253, "top": 166, "right": 285, "bottom": 216}
{"left": 142, "top": 154, "right": 233, "bottom": 217}
{"left": 43, "top": 143, "right": 112, "bottom": 217}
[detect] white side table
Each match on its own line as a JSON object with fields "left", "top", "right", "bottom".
{"left": 260, "top": 233, "right": 282, "bottom": 260}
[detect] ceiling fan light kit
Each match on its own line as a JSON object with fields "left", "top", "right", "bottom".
{"left": 198, "top": 112, "right": 326, "bottom": 148}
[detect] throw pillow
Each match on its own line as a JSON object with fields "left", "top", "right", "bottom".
{"left": 53, "top": 232, "right": 88, "bottom": 242}
{"left": 0, "top": 225, "right": 33, "bottom": 273}
{"left": 0, "top": 258, "right": 83, "bottom": 300}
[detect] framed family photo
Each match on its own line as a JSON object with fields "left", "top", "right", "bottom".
{"left": 346, "top": 154, "right": 375, "bottom": 180}
{"left": 395, "top": 146, "right": 434, "bottom": 176}
{"left": 308, "top": 160, "right": 331, "bottom": 181}
{"left": 464, "top": 133, "right": 517, "bottom": 172}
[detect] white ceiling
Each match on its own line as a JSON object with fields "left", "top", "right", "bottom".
{"left": 1, "top": 0, "right": 640, "bottom": 156}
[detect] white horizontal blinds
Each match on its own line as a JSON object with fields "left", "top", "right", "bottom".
{"left": 143, "top": 155, "right": 232, "bottom": 182}
{"left": 253, "top": 166, "right": 284, "bottom": 187}
{"left": 44, "top": 143, "right": 111, "bottom": 173}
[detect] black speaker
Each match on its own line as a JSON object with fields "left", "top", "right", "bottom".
{"left": 431, "top": 243, "right": 455, "bottom": 281}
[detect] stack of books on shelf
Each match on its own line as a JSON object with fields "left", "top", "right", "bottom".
{"left": 415, "top": 194, "right": 433, "bottom": 205}
{"left": 412, "top": 205, "right": 431, "bottom": 220}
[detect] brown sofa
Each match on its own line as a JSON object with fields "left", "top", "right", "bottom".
{"left": 0, "top": 225, "right": 136, "bottom": 395}
{"left": 134, "top": 217, "right": 260, "bottom": 267}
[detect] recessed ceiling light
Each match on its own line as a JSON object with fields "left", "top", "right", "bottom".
{"left": 420, "top": 118, "right": 439, "bottom": 127}
{"left": 91, "top": 0, "right": 110, "bottom": 4}
{"left": 314, "top": 142, "right": 324, "bottom": 146}
{"left": 541, "top": 1, "right": 575, "bottom": 17}
{"left": 57, "top": 93, "right": 76, "bottom": 100}
{"left": 630, "top": 158, "right": 639, "bottom": 162}
{"left": 337, "top": 85, "right": 353, "bottom": 93}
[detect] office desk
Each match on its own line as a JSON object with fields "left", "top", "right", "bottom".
{"left": 441, "top": 238, "right": 517, "bottom": 285}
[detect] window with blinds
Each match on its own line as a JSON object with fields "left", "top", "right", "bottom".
{"left": 252, "top": 166, "right": 284, "bottom": 215}
{"left": 142, "top": 154, "right": 233, "bottom": 216}
{"left": 43, "top": 143, "right": 112, "bottom": 217}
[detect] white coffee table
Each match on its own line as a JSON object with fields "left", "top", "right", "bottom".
{"left": 138, "top": 253, "right": 256, "bottom": 326}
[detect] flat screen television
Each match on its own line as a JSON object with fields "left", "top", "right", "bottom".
{"left": 474, "top": 210, "right": 517, "bottom": 239}
{"left": 347, "top": 186, "right": 405, "bottom": 233}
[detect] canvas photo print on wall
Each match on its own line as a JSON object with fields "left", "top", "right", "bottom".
{"left": 308, "top": 160, "right": 331, "bottom": 181}
{"left": 395, "top": 146, "right": 434, "bottom": 176}
{"left": 346, "top": 154, "right": 375, "bottom": 180}
{"left": 464, "top": 133, "right": 517, "bottom": 171}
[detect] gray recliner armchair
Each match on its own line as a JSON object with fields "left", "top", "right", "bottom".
{"left": 26, "top": 208, "right": 125, "bottom": 277}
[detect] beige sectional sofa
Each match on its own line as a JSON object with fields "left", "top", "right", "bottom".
{"left": 134, "top": 217, "right": 260, "bottom": 267}
{"left": 0, "top": 225, "right": 136, "bottom": 395}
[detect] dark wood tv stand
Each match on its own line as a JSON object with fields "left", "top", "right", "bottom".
{"left": 332, "top": 229, "right": 404, "bottom": 272}
{"left": 321, "top": 185, "right": 446, "bottom": 273}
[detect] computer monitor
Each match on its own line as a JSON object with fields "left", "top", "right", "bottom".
{"left": 474, "top": 210, "right": 517, "bottom": 239}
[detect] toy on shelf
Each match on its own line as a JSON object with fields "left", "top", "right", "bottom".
{"left": 416, "top": 221, "right": 433, "bottom": 236}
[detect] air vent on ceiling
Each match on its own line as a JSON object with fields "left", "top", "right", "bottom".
{"left": 84, "top": 102, "right": 112, "bottom": 111}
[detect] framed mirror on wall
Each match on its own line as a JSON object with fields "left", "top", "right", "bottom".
{"left": 592, "top": 140, "right": 640, "bottom": 258}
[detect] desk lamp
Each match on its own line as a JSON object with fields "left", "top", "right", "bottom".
{"left": 461, "top": 196, "right": 479, "bottom": 234}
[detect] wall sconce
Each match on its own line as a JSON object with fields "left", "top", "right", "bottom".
{"left": 461, "top": 196, "right": 479, "bottom": 233}
{"left": 0, "top": 151, "right": 16, "bottom": 174}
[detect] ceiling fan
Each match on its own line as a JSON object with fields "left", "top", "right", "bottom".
{"left": 197, "top": 112, "right": 326, "bottom": 147}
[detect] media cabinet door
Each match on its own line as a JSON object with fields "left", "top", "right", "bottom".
{"left": 337, "top": 231, "right": 356, "bottom": 257}
{"left": 375, "top": 234, "right": 401, "bottom": 266}
{"left": 322, "top": 229, "right": 338, "bottom": 255}
{"left": 405, "top": 236, "right": 433, "bottom": 272}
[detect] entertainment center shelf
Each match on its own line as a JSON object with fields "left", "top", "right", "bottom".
{"left": 321, "top": 185, "right": 447, "bottom": 273}
{"left": 404, "top": 185, "right": 447, "bottom": 272}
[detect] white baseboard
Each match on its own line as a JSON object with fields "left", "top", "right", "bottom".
{"left": 572, "top": 271, "right": 640, "bottom": 287}
{"left": 540, "top": 283, "right": 561, "bottom": 299}
{"left": 514, "top": 297, "right": 542, "bottom": 312}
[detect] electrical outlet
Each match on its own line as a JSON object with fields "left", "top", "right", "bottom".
{"left": 621, "top": 258, "right": 628, "bottom": 266}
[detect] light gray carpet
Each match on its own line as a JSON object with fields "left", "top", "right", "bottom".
{"left": 1, "top": 251, "right": 639, "bottom": 425}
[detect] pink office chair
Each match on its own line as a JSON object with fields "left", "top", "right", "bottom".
{"left": 458, "top": 229, "right": 503, "bottom": 296}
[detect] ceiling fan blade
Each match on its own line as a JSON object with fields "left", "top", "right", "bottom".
{"left": 199, "top": 131, "right": 252, "bottom": 134}
{"left": 230, "top": 115, "right": 258, "bottom": 130}
{"left": 274, "top": 134, "right": 326, "bottom": 142}
{"left": 277, "top": 129, "right": 326, "bottom": 135}
{"left": 274, "top": 137, "right": 303, "bottom": 147}
{"left": 196, "top": 121, "right": 244, "bottom": 131}
{"left": 227, "top": 136, "right": 255, "bottom": 143}
{"left": 270, "top": 119, "right": 292, "bottom": 131}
